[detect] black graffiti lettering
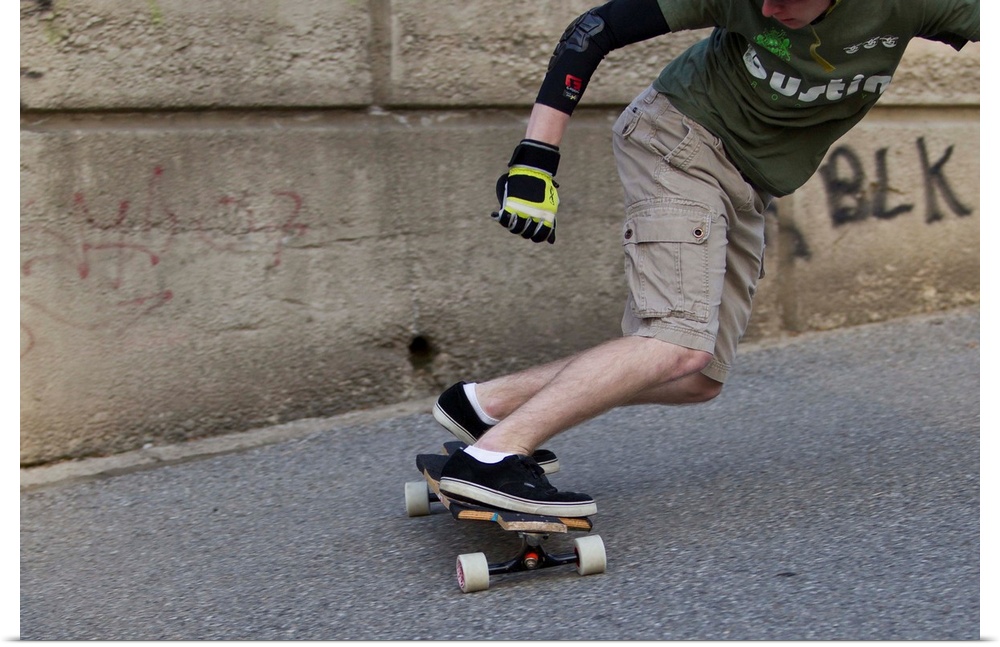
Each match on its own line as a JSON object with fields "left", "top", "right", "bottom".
{"left": 819, "top": 147, "right": 869, "bottom": 226}
{"left": 786, "top": 222, "right": 812, "bottom": 260}
{"left": 916, "top": 137, "right": 973, "bottom": 223}
{"left": 819, "top": 139, "right": 973, "bottom": 228}
{"left": 873, "top": 148, "right": 914, "bottom": 221}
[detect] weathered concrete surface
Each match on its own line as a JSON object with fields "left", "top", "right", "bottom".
{"left": 19, "top": 1, "right": 979, "bottom": 465}
{"left": 18, "top": 110, "right": 641, "bottom": 463}
{"left": 20, "top": 2, "right": 979, "bottom": 110}
{"left": 19, "top": 0, "right": 374, "bottom": 109}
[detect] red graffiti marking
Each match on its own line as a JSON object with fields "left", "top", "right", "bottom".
{"left": 21, "top": 166, "right": 310, "bottom": 357}
{"left": 20, "top": 224, "right": 174, "bottom": 347}
{"left": 21, "top": 322, "right": 36, "bottom": 357}
{"left": 208, "top": 190, "right": 308, "bottom": 267}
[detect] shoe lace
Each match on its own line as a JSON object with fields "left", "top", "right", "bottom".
{"left": 519, "top": 457, "right": 556, "bottom": 492}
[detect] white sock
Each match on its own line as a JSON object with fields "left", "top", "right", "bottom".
{"left": 463, "top": 382, "right": 500, "bottom": 425}
{"left": 463, "top": 446, "right": 514, "bottom": 464}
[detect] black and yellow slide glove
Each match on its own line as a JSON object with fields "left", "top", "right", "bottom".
{"left": 491, "top": 139, "right": 561, "bottom": 244}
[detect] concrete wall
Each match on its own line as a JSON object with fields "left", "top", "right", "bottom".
{"left": 20, "top": 0, "right": 980, "bottom": 466}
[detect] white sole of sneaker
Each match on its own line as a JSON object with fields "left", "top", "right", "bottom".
{"left": 535, "top": 457, "right": 560, "bottom": 475}
{"left": 431, "top": 403, "right": 479, "bottom": 446}
{"left": 439, "top": 477, "right": 597, "bottom": 518}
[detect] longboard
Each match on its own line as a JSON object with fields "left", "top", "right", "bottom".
{"left": 404, "top": 443, "right": 606, "bottom": 592}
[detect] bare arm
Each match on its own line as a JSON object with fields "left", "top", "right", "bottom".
{"left": 525, "top": 103, "right": 572, "bottom": 148}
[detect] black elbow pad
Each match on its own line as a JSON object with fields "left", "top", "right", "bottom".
{"left": 551, "top": 10, "right": 608, "bottom": 65}
{"left": 535, "top": 0, "right": 670, "bottom": 114}
{"left": 537, "top": 9, "right": 609, "bottom": 110}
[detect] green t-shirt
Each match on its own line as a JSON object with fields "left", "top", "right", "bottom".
{"left": 653, "top": 0, "right": 979, "bottom": 196}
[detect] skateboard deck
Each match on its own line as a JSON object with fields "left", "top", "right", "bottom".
{"left": 404, "top": 443, "right": 606, "bottom": 592}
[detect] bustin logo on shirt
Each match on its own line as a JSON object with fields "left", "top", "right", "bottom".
{"left": 742, "top": 43, "right": 893, "bottom": 104}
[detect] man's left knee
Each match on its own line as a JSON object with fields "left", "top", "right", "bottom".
{"left": 689, "top": 373, "right": 723, "bottom": 403}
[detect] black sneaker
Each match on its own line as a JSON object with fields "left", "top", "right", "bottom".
{"left": 432, "top": 381, "right": 490, "bottom": 444}
{"left": 433, "top": 381, "right": 560, "bottom": 473}
{"left": 438, "top": 449, "right": 596, "bottom": 517}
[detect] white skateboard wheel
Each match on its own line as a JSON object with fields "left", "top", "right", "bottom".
{"left": 404, "top": 481, "right": 431, "bottom": 517}
{"left": 574, "top": 535, "right": 607, "bottom": 576}
{"left": 456, "top": 552, "right": 490, "bottom": 593}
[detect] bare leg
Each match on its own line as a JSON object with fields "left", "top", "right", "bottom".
{"left": 474, "top": 356, "right": 576, "bottom": 420}
{"left": 474, "top": 343, "right": 722, "bottom": 420}
{"left": 473, "top": 335, "right": 713, "bottom": 455}
{"left": 627, "top": 370, "right": 722, "bottom": 405}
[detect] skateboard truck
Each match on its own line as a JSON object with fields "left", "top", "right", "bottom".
{"left": 493, "top": 532, "right": 583, "bottom": 573}
{"left": 452, "top": 530, "right": 606, "bottom": 593}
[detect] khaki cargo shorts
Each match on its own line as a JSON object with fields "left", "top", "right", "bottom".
{"left": 612, "top": 86, "right": 771, "bottom": 383}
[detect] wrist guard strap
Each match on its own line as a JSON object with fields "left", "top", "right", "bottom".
{"left": 508, "top": 139, "right": 561, "bottom": 176}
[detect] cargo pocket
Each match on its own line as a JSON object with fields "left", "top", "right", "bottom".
{"left": 622, "top": 202, "right": 715, "bottom": 323}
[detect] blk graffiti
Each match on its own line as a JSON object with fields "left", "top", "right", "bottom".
{"left": 818, "top": 137, "right": 974, "bottom": 227}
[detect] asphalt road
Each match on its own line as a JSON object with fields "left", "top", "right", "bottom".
{"left": 20, "top": 307, "right": 981, "bottom": 640}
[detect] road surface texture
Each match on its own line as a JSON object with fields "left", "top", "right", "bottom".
{"left": 20, "top": 307, "right": 980, "bottom": 640}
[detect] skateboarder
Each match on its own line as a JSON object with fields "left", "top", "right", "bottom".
{"left": 433, "top": 0, "right": 980, "bottom": 517}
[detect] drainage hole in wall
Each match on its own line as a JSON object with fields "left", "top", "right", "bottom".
{"left": 408, "top": 335, "right": 436, "bottom": 369}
